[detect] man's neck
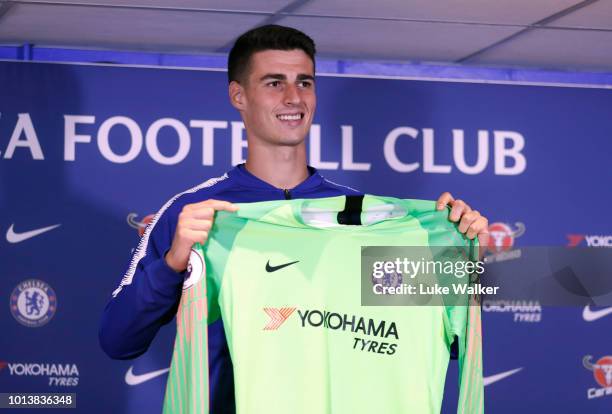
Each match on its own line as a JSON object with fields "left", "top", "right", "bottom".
{"left": 245, "top": 146, "right": 309, "bottom": 190}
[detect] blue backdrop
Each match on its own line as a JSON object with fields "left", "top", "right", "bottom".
{"left": 1, "top": 60, "right": 611, "bottom": 413}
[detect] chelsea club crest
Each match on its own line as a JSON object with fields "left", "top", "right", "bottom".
{"left": 10, "top": 279, "right": 57, "bottom": 327}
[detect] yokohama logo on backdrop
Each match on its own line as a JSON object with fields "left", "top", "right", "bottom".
{"left": 0, "top": 361, "right": 79, "bottom": 387}
{"left": 482, "top": 300, "right": 542, "bottom": 323}
{"left": 567, "top": 234, "right": 612, "bottom": 248}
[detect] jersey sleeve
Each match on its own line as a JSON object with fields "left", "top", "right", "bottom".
{"left": 455, "top": 294, "right": 484, "bottom": 414}
{"left": 445, "top": 238, "right": 484, "bottom": 414}
{"left": 163, "top": 243, "right": 211, "bottom": 414}
{"left": 162, "top": 210, "right": 242, "bottom": 414}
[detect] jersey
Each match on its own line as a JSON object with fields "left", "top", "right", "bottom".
{"left": 163, "top": 195, "right": 483, "bottom": 414}
{"left": 99, "top": 164, "right": 360, "bottom": 413}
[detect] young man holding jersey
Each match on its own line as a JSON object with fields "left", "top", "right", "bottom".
{"left": 100, "top": 25, "right": 489, "bottom": 413}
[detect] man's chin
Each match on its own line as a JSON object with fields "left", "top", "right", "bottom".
{"left": 272, "top": 132, "right": 308, "bottom": 147}
{"left": 277, "top": 137, "right": 306, "bottom": 147}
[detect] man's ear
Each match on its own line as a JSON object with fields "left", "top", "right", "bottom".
{"left": 229, "top": 81, "right": 246, "bottom": 110}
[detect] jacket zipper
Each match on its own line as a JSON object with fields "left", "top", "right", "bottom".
{"left": 283, "top": 189, "right": 292, "bottom": 200}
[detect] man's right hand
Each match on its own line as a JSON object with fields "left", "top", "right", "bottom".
{"left": 165, "top": 199, "right": 239, "bottom": 273}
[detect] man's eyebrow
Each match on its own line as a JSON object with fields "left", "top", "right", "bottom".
{"left": 297, "top": 74, "right": 315, "bottom": 82}
{"left": 258, "top": 74, "right": 315, "bottom": 82}
{"left": 259, "top": 74, "right": 286, "bottom": 82}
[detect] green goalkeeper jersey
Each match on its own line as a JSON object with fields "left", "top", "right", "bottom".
{"left": 163, "top": 195, "right": 483, "bottom": 414}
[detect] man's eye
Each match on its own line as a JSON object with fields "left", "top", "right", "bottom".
{"left": 298, "top": 81, "right": 312, "bottom": 88}
{"left": 267, "top": 81, "right": 280, "bottom": 87}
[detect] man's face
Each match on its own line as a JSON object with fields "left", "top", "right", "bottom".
{"left": 233, "top": 49, "right": 316, "bottom": 147}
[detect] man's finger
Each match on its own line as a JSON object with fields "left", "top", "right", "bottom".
{"left": 436, "top": 192, "right": 454, "bottom": 210}
{"left": 477, "top": 228, "right": 490, "bottom": 260}
{"left": 189, "top": 199, "right": 239, "bottom": 212}
{"left": 458, "top": 211, "right": 479, "bottom": 234}
{"left": 467, "top": 212, "right": 488, "bottom": 240}
{"left": 467, "top": 217, "right": 487, "bottom": 239}
{"left": 477, "top": 230, "right": 490, "bottom": 250}
{"left": 466, "top": 226, "right": 478, "bottom": 240}
{"left": 449, "top": 200, "right": 470, "bottom": 221}
{"left": 182, "top": 206, "right": 214, "bottom": 219}
{"left": 183, "top": 218, "right": 213, "bottom": 232}
{"left": 179, "top": 228, "right": 209, "bottom": 243}
{"left": 212, "top": 202, "right": 240, "bottom": 212}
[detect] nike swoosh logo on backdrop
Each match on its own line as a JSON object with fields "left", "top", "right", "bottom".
{"left": 125, "top": 366, "right": 170, "bottom": 386}
{"left": 265, "top": 260, "right": 299, "bottom": 273}
{"left": 6, "top": 223, "right": 61, "bottom": 243}
{"left": 583, "top": 305, "right": 612, "bottom": 322}
{"left": 483, "top": 367, "right": 523, "bottom": 387}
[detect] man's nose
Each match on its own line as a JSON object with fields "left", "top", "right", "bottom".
{"left": 284, "top": 84, "right": 301, "bottom": 105}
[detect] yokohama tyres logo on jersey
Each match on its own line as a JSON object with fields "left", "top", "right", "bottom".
{"left": 263, "top": 307, "right": 399, "bottom": 356}
{"left": 263, "top": 307, "right": 296, "bottom": 330}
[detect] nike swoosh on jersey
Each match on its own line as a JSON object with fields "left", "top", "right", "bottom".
{"left": 6, "top": 223, "right": 61, "bottom": 243}
{"left": 483, "top": 367, "right": 523, "bottom": 387}
{"left": 265, "top": 260, "right": 299, "bottom": 273}
{"left": 125, "top": 366, "right": 170, "bottom": 386}
{"left": 583, "top": 305, "right": 612, "bottom": 322}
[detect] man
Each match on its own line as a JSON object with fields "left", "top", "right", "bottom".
{"left": 99, "top": 25, "right": 489, "bottom": 412}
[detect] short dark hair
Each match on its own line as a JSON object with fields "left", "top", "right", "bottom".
{"left": 227, "top": 24, "right": 316, "bottom": 84}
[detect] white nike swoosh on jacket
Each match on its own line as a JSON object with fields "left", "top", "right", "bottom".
{"left": 6, "top": 224, "right": 61, "bottom": 243}
{"left": 125, "top": 366, "right": 170, "bottom": 386}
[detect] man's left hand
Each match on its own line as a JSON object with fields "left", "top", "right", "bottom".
{"left": 436, "top": 192, "right": 489, "bottom": 258}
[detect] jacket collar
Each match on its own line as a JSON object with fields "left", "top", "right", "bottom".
{"left": 229, "top": 163, "right": 324, "bottom": 192}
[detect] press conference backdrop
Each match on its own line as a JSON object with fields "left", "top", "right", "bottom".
{"left": 1, "top": 60, "right": 611, "bottom": 413}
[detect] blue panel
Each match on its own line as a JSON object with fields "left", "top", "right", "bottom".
{"left": 1, "top": 60, "right": 611, "bottom": 414}
{"left": 0, "top": 46, "right": 18, "bottom": 59}
{"left": 0, "top": 45, "right": 611, "bottom": 86}
{"left": 32, "top": 47, "right": 162, "bottom": 65}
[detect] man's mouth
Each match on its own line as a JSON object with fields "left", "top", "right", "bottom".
{"left": 276, "top": 113, "right": 304, "bottom": 121}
